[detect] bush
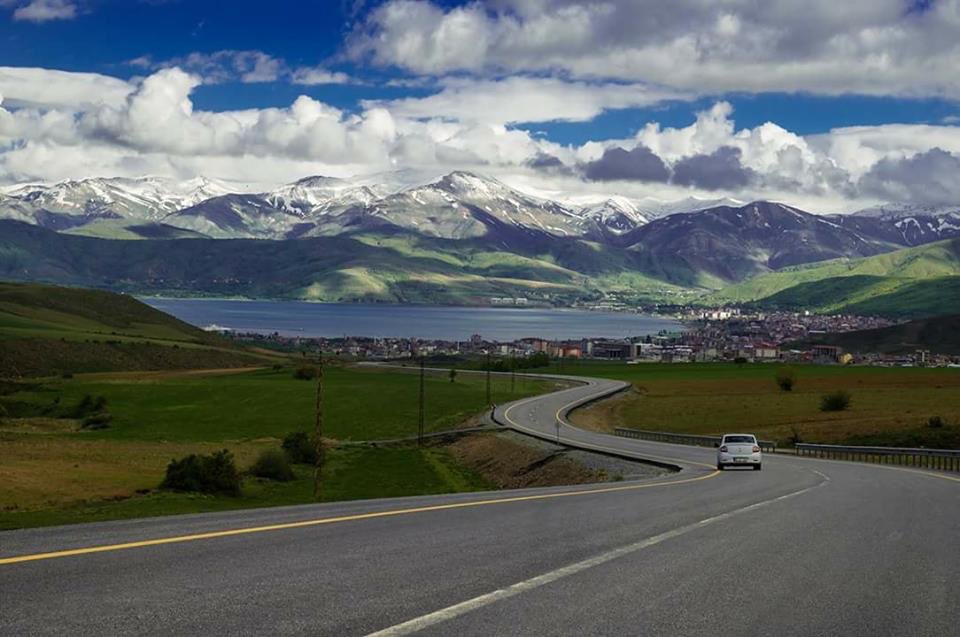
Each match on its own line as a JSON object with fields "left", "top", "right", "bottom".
{"left": 775, "top": 367, "right": 796, "bottom": 392}
{"left": 249, "top": 449, "right": 295, "bottom": 482}
{"left": 160, "top": 449, "right": 241, "bottom": 496}
{"left": 448, "top": 368, "right": 457, "bottom": 383}
{"left": 70, "top": 394, "right": 108, "bottom": 418}
{"left": 293, "top": 366, "right": 319, "bottom": 380}
{"left": 820, "top": 390, "right": 851, "bottom": 412}
{"left": 281, "top": 431, "right": 319, "bottom": 465}
{"left": 928, "top": 416, "right": 945, "bottom": 429}
{"left": 81, "top": 411, "right": 112, "bottom": 430}
{"left": 734, "top": 356, "right": 748, "bottom": 366}
{"left": 0, "top": 403, "right": 7, "bottom": 421}
{"left": 787, "top": 427, "right": 803, "bottom": 445}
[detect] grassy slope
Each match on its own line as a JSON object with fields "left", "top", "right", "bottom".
{"left": 0, "top": 282, "right": 268, "bottom": 375}
{"left": 705, "top": 239, "right": 960, "bottom": 316}
{"left": 0, "top": 366, "right": 549, "bottom": 528}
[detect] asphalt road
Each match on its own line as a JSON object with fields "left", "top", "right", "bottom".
{"left": 2, "top": 373, "right": 958, "bottom": 636}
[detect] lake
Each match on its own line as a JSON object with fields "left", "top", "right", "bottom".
{"left": 143, "top": 299, "right": 684, "bottom": 341}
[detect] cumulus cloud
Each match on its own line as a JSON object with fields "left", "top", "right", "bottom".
{"left": 367, "top": 76, "right": 685, "bottom": 125}
{"left": 672, "top": 146, "right": 754, "bottom": 190}
{"left": 0, "top": 66, "right": 559, "bottom": 185}
{"left": 0, "top": 66, "right": 133, "bottom": 109}
{"left": 6, "top": 0, "right": 77, "bottom": 22}
{"left": 582, "top": 145, "right": 670, "bottom": 182}
{"left": 858, "top": 148, "right": 960, "bottom": 205}
{"left": 349, "top": 0, "right": 960, "bottom": 98}
{"left": 2, "top": 64, "right": 960, "bottom": 211}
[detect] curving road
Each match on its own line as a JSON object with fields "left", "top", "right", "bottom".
{"left": 1, "top": 373, "right": 958, "bottom": 636}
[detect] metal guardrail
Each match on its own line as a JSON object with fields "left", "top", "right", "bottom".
{"left": 614, "top": 428, "right": 777, "bottom": 453}
{"left": 796, "top": 443, "right": 960, "bottom": 472}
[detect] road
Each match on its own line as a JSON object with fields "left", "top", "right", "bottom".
{"left": 2, "top": 373, "right": 958, "bottom": 636}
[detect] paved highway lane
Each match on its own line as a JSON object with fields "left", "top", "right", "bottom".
{"left": 1, "top": 373, "right": 958, "bottom": 636}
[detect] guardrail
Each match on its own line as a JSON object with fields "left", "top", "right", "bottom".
{"left": 796, "top": 443, "right": 960, "bottom": 472}
{"left": 614, "top": 428, "right": 777, "bottom": 453}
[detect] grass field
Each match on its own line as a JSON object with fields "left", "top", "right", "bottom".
{"left": 565, "top": 361, "right": 960, "bottom": 447}
{"left": 0, "top": 365, "right": 549, "bottom": 529}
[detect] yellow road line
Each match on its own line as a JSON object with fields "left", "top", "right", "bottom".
{"left": 0, "top": 472, "right": 719, "bottom": 566}
{"left": 503, "top": 385, "right": 718, "bottom": 470}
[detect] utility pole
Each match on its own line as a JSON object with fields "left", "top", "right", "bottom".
{"left": 313, "top": 352, "right": 325, "bottom": 501}
{"left": 418, "top": 355, "right": 425, "bottom": 447}
{"left": 485, "top": 350, "right": 492, "bottom": 406}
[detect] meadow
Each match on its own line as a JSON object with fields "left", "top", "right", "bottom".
{"left": 0, "top": 365, "right": 550, "bottom": 529}
{"left": 564, "top": 361, "right": 960, "bottom": 446}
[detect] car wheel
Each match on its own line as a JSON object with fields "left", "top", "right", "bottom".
{"left": 753, "top": 464, "right": 762, "bottom": 471}
{"left": 716, "top": 464, "right": 724, "bottom": 471}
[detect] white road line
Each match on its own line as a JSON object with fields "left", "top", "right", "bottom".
{"left": 365, "top": 475, "right": 830, "bottom": 637}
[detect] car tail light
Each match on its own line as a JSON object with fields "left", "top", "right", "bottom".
{"left": 752, "top": 446, "right": 761, "bottom": 453}
{"left": 719, "top": 445, "right": 728, "bottom": 453}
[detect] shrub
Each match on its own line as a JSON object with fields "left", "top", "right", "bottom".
{"left": 0, "top": 403, "right": 7, "bottom": 421}
{"left": 249, "top": 449, "right": 295, "bottom": 482}
{"left": 448, "top": 368, "right": 457, "bottom": 383}
{"left": 70, "top": 394, "right": 108, "bottom": 419}
{"left": 81, "top": 411, "right": 112, "bottom": 430}
{"left": 61, "top": 371, "right": 74, "bottom": 379}
{"left": 293, "top": 366, "right": 319, "bottom": 380}
{"left": 775, "top": 367, "right": 796, "bottom": 392}
{"left": 787, "top": 427, "right": 803, "bottom": 445}
{"left": 928, "top": 416, "right": 945, "bottom": 429}
{"left": 281, "top": 431, "right": 319, "bottom": 465}
{"left": 160, "top": 449, "right": 241, "bottom": 496}
{"left": 734, "top": 356, "right": 748, "bottom": 366}
{"left": 820, "top": 390, "right": 851, "bottom": 412}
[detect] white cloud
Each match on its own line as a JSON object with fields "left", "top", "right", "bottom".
{"left": 3, "top": 65, "right": 960, "bottom": 211}
{"left": 8, "top": 0, "right": 77, "bottom": 22}
{"left": 0, "top": 66, "right": 133, "bottom": 109}
{"left": 349, "top": 0, "right": 960, "bottom": 98}
{"left": 366, "top": 76, "right": 685, "bottom": 124}
{"left": 290, "top": 66, "right": 352, "bottom": 85}
{"left": 132, "top": 51, "right": 354, "bottom": 86}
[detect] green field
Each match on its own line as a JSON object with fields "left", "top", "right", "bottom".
{"left": 564, "top": 361, "right": 960, "bottom": 447}
{"left": 0, "top": 365, "right": 550, "bottom": 529}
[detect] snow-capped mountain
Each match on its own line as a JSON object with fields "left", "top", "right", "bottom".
{"left": 345, "top": 171, "right": 587, "bottom": 239}
{"left": 3, "top": 176, "right": 235, "bottom": 219}
{"left": 852, "top": 203, "right": 960, "bottom": 219}
{"left": 579, "top": 197, "right": 655, "bottom": 234}
{"left": 831, "top": 203, "right": 960, "bottom": 247}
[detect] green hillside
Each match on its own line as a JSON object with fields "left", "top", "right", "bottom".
{"left": 703, "top": 239, "right": 960, "bottom": 317}
{"left": 706, "top": 239, "right": 960, "bottom": 304}
{"left": 0, "top": 282, "right": 268, "bottom": 376}
{"left": 790, "top": 314, "right": 960, "bottom": 355}
{"left": 0, "top": 221, "right": 695, "bottom": 305}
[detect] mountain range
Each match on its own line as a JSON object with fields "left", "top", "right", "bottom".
{"left": 1, "top": 171, "right": 959, "bottom": 315}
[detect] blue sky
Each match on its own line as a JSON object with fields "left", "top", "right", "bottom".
{"left": 1, "top": 0, "right": 959, "bottom": 210}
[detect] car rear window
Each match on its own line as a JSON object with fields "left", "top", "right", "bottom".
{"left": 724, "top": 435, "right": 756, "bottom": 443}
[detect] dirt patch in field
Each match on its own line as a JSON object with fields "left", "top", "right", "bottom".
{"left": 447, "top": 433, "right": 606, "bottom": 488}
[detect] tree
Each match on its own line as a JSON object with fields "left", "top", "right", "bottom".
{"left": 775, "top": 367, "right": 796, "bottom": 392}
{"left": 449, "top": 368, "right": 457, "bottom": 383}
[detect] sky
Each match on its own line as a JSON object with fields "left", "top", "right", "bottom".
{"left": 1, "top": 0, "right": 959, "bottom": 212}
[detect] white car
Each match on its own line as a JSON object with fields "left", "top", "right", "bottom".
{"left": 716, "top": 433, "right": 762, "bottom": 471}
